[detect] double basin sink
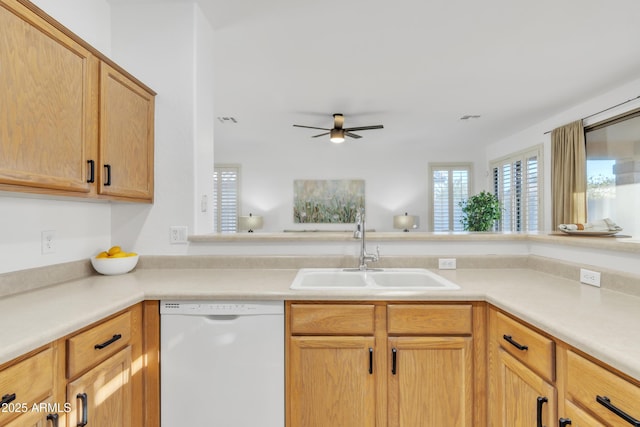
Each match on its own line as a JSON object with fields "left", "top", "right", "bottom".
{"left": 290, "top": 268, "right": 460, "bottom": 290}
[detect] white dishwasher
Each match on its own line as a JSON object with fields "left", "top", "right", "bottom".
{"left": 160, "top": 300, "right": 284, "bottom": 426}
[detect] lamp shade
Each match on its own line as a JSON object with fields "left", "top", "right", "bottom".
{"left": 393, "top": 212, "right": 417, "bottom": 232}
{"left": 238, "top": 213, "right": 263, "bottom": 232}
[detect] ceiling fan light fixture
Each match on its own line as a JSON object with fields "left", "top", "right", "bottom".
{"left": 330, "top": 128, "right": 345, "bottom": 143}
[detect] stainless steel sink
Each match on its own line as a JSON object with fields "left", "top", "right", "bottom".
{"left": 289, "top": 268, "right": 460, "bottom": 290}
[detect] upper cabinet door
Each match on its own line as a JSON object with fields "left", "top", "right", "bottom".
{"left": 98, "top": 62, "right": 155, "bottom": 202}
{"left": 0, "top": 1, "right": 96, "bottom": 193}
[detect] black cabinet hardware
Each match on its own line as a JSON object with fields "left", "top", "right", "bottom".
{"left": 558, "top": 418, "right": 571, "bottom": 427}
{"left": 1, "top": 393, "right": 16, "bottom": 405}
{"left": 596, "top": 395, "right": 640, "bottom": 426}
{"left": 368, "top": 347, "right": 373, "bottom": 374}
{"left": 47, "top": 413, "right": 59, "bottom": 427}
{"left": 391, "top": 348, "right": 397, "bottom": 375}
{"left": 537, "top": 396, "right": 548, "bottom": 427}
{"left": 104, "top": 164, "right": 111, "bottom": 186}
{"left": 94, "top": 333, "right": 122, "bottom": 350}
{"left": 77, "top": 393, "right": 88, "bottom": 427}
{"left": 503, "top": 334, "right": 529, "bottom": 351}
{"left": 87, "top": 160, "right": 95, "bottom": 183}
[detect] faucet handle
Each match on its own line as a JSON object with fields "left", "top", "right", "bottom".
{"left": 373, "top": 245, "right": 380, "bottom": 262}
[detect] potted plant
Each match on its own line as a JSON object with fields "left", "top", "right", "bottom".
{"left": 459, "top": 191, "right": 502, "bottom": 231}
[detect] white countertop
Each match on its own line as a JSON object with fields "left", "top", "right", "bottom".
{"left": 1, "top": 267, "right": 639, "bottom": 384}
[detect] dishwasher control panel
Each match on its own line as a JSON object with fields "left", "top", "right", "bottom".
{"left": 160, "top": 300, "right": 284, "bottom": 316}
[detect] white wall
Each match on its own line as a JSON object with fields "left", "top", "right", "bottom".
{"left": 215, "top": 137, "right": 486, "bottom": 232}
{"left": 109, "top": 2, "right": 215, "bottom": 254}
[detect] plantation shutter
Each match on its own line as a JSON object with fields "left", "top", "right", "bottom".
{"left": 213, "top": 166, "right": 239, "bottom": 233}
{"left": 431, "top": 165, "right": 470, "bottom": 231}
{"left": 491, "top": 147, "right": 541, "bottom": 232}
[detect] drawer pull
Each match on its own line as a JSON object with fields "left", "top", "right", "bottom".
{"left": 94, "top": 333, "right": 122, "bottom": 350}
{"left": 47, "top": 413, "right": 59, "bottom": 427}
{"left": 596, "top": 395, "right": 640, "bottom": 426}
{"left": 503, "top": 334, "right": 529, "bottom": 351}
{"left": 537, "top": 396, "right": 548, "bottom": 427}
{"left": 391, "top": 348, "right": 397, "bottom": 375}
{"left": 558, "top": 418, "right": 572, "bottom": 427}
{"left": 368, "top": 347, "right": 373, "bottom": 374}
{"left": 76, "top": 393, "right": 88, "bottom": 427}
{"left": 1, "top": 393, "right": 16, "bottom": 405}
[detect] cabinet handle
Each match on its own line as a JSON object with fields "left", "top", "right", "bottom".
{"left": 47, "top": 413, "right": 59, "bottom": 427}
{"left": 104, "top": 164, "right": 112, "bottom": 186}
{"left": 596, "top": 395, "right": 640, "bottom": 426}
{"left": 94, "top": 333, "right": 122, "bottom": 350}
{"left": 76, "top": 393, "right": 88, "bottom": 427}
{"left": 537, "top": 396, "right": 548, "bottom": 427}
{"left": 1, "top": 393, "right": 16, "bottom": 405}
{"left": 558, "top": 418, "right": 572, "bottom": 427}
{"left": 87, "top": 160, "right": 95, "bottom": 183}
{"left": 503, "top": 334, "right": 529, "bottom": 351}
{"left": 391, "top": 348, "right": 397, "bottom": 375}
{"left": 368, "top": 347, "right": 373, "bottom": 374}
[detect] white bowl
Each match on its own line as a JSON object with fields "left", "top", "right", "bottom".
{"left": 91, "top": 255, "right": 139, "bottom": 275}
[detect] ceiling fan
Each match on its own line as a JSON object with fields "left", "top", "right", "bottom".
{"left": 293, "top": 113, "right": 384, "bottom": 143}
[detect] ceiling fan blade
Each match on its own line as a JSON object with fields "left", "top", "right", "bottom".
{"left": 344, "top": 125, "right": 384, "bottom": 132}
{"left": 311, "top": 132, "right": 330, "bottom": 138}
{"left": 333, "top": 113, "right": 344, "bottom": 130}
{"left": 293, "top": 125, "right": 331, "bottom": 131}
{"left": 345, "top": 131, "right": 362, "bottom": 139}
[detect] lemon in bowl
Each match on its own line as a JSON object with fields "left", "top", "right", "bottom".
{"left": 91, "top": 246, "right": 139, "bottom": 275}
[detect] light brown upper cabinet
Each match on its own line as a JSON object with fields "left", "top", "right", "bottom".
{"left": 98, "top": 62, "right": 154, "bottom": 202}
{"left": 0, "top": 0, "right": 97, "bottom": 195}
{"left": 0, "top": 0, "right": 155, "bottom": 203}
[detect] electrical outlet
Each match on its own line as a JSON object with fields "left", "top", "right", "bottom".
{"left": 41, "top": 230, "right": 55, "bottom": 254}
{"left": 580, "top": 268, "right": 601, "bottom": 287}
{"left": 170, "top": 226, "right": 189, "bottom": 244}
{"left": 438, "top": 258, "right": 457, "bottom": 270}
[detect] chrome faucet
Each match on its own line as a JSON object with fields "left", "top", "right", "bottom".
{"left": 354, "top": 209, "right": 380, "bottom": 270}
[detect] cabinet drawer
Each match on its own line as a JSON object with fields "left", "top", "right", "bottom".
{"left": 0, "top": 347, "right": 54, "bottom": 425}
{"left": 495, "top": 311, "right": 554, "bottom": 382}
{"left": 566, "top": 350, "right": 640, "bottom": 427}
{"left": 67, "top": 311, "right": 131, "bottom": 378}
{"left": 289, "top": 304, "right": 375, "bottom": 335}
{"left": 387, "top": 304, "right": 472, "bottom": 335}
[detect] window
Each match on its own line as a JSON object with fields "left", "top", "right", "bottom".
{"left": 491, "top": 146, "right": 542, "bottom": 232}
{"left": 585, "top": 110, "right": 640, "bottom": 237}
{"left": 430, "top": 164, "right": 471, "bottom": 231}
{"left": 213, "top": 165, "right": 240, "bottom": 233}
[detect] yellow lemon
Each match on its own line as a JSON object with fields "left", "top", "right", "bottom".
{"left": 107, "top": 246, "right": 122, "bottom": 256}
{"left": 127, "top": 252, "right": 138, "bottom": 257}
{"left": 110, "top": 251, "right": 129, "bottom": 258}
{"left": 96, "top": 251, "right": 109, "bottom": 259}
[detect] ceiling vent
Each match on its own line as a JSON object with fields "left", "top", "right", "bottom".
{"left": 460, "top": 115, "right": 481, "bottom": 120}
{"left": 217, "top": 116, "right": 238, "bottom": 123}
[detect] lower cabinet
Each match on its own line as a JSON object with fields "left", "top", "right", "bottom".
{"left": 289, "top": 336, "right": 376, "bottom": 427}
{"left": 286, "top": 302, "right": 479, "bottom": 427}
{"left": 0, "top": 302, "right": 160, "bottom": 427}
{"left": 66, "top": 347, "right": 132, "bottom": 427}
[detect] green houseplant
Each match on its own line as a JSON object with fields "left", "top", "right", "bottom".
{"left": 459, "top": 191, "right": 502, "bottom": 231}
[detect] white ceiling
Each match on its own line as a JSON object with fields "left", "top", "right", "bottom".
{"left": 201, "top": 0, "right": 640, "bottom": 151}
